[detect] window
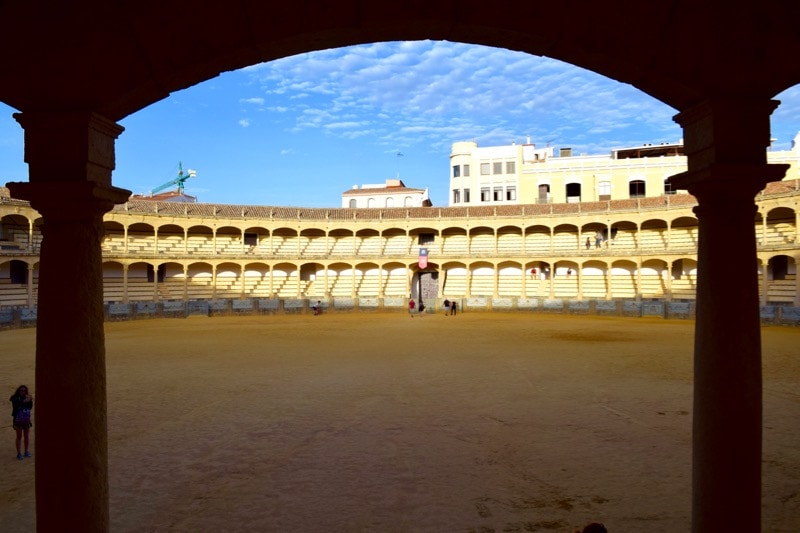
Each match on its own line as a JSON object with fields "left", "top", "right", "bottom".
{"left": 629, "top": 180, "right": 646, "bottom": 198}
{"left": 664, "top": 179, "right": 676, "bottom": 195}
{"left": 493, "top": 162, "right": 503, "bottom": 175}
{"left": 367, "top": 198, "right": 375, "bottom": 208}
{"left": 566, "top": 183, "right": 581, "bottom": 202}
{"left": 452, "top": 165, "right": 460, "bottom": 178}
{"left": 506, "top": 161, "right": 515, "bottom": 174}
{"left": 506, "top": 187, "right": 516, "bottom": 201}
{"left": 493, "top": 187, "right": 503, "bottom": 201}
{"left": 404, "top": 196, "right": 413, "bottom": 207}
{"left": 452, "top": 189, "right": 460, "bottom": 203}
{"left": 464, "top": 188, "right": 470, "bottom": 202}
{"left": 598, "top": 181, "right": 611, "bottom": 201}
{"left": 480, "top": 163, "right": 490, "bottom": 175}
{"left": 463, "top": 164, "right": 470, "bottom": 177}
{"left": 538, "top": 184, "right": 550, "bottom": 204}
{"left": 349, "top": 199, "right": 357, "bottom": 208}
{"left": 386, "top": 197, "right": 394, "bottom": 208}
{"left": 481, "top": 187, "right": 491, "bottom": 201}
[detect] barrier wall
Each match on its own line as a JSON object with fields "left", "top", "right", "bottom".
{"left": 2, "top": 297, "right": 800, "bottom": 330}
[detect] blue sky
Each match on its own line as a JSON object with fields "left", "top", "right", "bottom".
{"left": 2, "top": 40, "right": 799, "bottom": 207}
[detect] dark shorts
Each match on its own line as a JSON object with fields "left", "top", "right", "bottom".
{"left": 13, "top": 421, "right": 31, "bottom": 430}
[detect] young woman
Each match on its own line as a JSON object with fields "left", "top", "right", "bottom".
{"left": 10, "top": 385, "right": 33, "bottom": 460}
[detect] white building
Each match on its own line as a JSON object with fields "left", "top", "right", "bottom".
{"left": 342, "top": 179, "right": 431, "bottom": 208}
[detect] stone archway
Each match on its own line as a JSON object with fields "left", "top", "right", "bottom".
{"left": 2, "top": 4, "right": 800, "bottom": 533}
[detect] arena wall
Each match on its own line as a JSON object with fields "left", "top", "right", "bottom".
{"left": 1, "top": 181, "right": 799, "bottom": 328}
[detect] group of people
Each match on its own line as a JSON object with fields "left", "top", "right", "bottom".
{"left": 9, "top": 384, "right": 33, "bottom": 460}
{"left": 408, "top": 298, "right": 458, "bottom": 317}
{"left": 408, "top": 298, "right": 425, "bottom": 317}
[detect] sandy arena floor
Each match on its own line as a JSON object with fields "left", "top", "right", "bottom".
{"left": 1, "top": 312, "right": 799, "bottom": 532}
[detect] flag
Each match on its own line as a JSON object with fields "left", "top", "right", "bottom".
{"left": 418, "top": 247, "right": 428, "bottom": 269}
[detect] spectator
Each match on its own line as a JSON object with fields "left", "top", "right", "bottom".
{"left": 9, "top": 385, "right": 33, "bottom": 460}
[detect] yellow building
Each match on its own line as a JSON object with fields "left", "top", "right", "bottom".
{"left": 449, "top": 133, "right": 800, "bottom": 206}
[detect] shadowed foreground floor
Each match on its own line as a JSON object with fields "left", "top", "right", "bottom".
{"left": 1, "top": 313, "right": 799, "bottom": 532}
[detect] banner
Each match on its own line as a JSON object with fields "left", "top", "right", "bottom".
{"left": 418, "top": 247, "right": 428, "bottom": 269}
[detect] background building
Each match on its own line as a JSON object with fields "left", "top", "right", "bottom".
{"left": 449, "top": 133, "right": 800, "bottom": 206}
{"left": 342, "top": 178, "right": 431, "bottom": 208}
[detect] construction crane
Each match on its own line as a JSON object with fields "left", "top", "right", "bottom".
{"left": 150, "top": 162, "right": 197, "bottom": 195}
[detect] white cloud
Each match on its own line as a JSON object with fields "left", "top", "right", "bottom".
{"left": 238, "top": 119, "right": 251, "bottom": 127}
{"left": 241, "top": 97, "right": 264, "bottom": 105}
{"left": 242, "top": 41, "right": 800, "bottom": 156}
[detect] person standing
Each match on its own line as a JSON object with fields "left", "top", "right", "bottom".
{"left": 595, "top": 231, "right": 603, "bottom": 249}
{"left": 408, "top": 298, "right": 416, "bottom": 317}
{"left": 443, "top": 299, "right": 450, "bottom": 316}
{"left": 9, "top": 385, "right": 33, "bottom": 460}
{"left": 450, "top": 300, "right": 457, "bottom": 316}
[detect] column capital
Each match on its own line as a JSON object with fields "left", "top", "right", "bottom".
{"left": 673, "top": 97, "right": 779, "bottom": 169}
{"left": 668, "top": 163, "right": 789, "bottom": 204}
{"left": 13, "top": 110, "right": 124, "bottom": 187}
{"left": 6, "top": 181, "right": 131, "bottom": 220}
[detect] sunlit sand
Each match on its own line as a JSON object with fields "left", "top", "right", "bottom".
{"left": 2, "top": 313, "right": 798, "bottom": 532}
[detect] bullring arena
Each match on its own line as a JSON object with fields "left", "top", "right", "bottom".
{"left": 2, "top": 313, "right": 800, "bottom": 532}
{"left": 1, "top": 179, "right": 799, "bottom": 314}
{"left": 1, "top": 183, "right": 800, "bottom": 532}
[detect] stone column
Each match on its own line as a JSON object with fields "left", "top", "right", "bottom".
{"left": 26, "top": 262, "right": 35, "bottom": 307}
{"left": 183, "top": 264, "right": 189, "bottom": 301}
{"left": 211, "top": 264, "right": 217, "bottom": 300}
{"left": 7, "top": 111, "right": 130, "bottom": 533}
{"left": 636, "top": 259, "right": 642, "bottom": 301}
{"left": 152, "top": 262, "right": 159, "bottom": 301}
{"left": 522, "top": 226, "right": 527, "bottom": 255}
{"left": 795, "top": 211, "right": 800, "bottom": 244}
{"left": 665, "top": 260, "right": 673, "bottom": 302}
{"left": 297, "top": 265, "right": 303, "bottom": 298}
{"left": 122, "top": 264, "right": 129, "bottom": 303}
{"left": 378, "top": 264, "right": 384, "bottom": 298}
{"left": 669, "top": 98, "right": 788, "bottom": 533}
{"left": 27, "top": 219, "right": 34, "bottom": 252}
